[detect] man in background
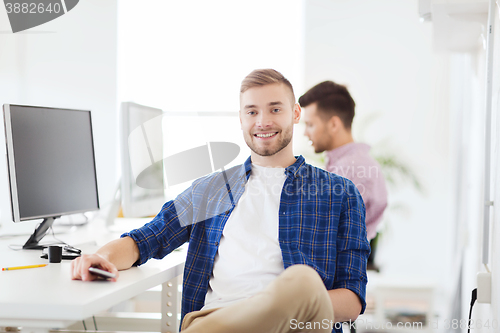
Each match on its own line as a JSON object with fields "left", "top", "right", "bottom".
{"left": 300, "top": 81, "right": 387, "bottom": 243}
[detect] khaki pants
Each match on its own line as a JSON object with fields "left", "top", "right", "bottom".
{"left": 180, "top": 264, "right": 335, "bottom": 333}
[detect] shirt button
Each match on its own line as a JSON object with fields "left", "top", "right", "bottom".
{"left": 215, "top": 241, "right": 219, "bottom": 246}
{"left": 282, "top": 212, "right": 286, "bottom": 215}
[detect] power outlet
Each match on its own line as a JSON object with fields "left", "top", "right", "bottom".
{"left": 477, "top": 272, "right": 492, "bottom": 303}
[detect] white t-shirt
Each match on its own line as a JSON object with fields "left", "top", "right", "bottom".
{"left": 202, "top": 164, "right": 286, "bottom": 310}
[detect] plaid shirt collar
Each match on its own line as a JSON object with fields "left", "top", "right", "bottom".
{"left": 241, "top": 154, "right": 306, "bottom": 180}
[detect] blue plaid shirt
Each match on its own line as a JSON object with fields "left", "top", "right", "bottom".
{"left": 123, "top": 155, "right": 370, "bottom": 332}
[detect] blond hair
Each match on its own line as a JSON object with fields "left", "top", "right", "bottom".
{"left": 240, "top": 69, "right": 295, "bottom": 106}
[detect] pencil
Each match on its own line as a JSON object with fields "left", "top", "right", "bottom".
{"left": 2, "top": 264, "right": 48, "bottom": 271}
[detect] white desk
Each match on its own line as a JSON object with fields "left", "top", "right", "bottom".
{"left": 0, "top": 218, "right": 186, "bottom": 333}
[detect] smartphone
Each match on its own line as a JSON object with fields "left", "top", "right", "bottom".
{"left": 88, "top": 267, "right": 116, "bottom": 279}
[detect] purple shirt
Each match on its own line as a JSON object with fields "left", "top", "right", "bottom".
{"left": 326, "top": 142, "right": 387, "bottom": 240}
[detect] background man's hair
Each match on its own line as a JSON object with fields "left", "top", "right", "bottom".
{"left": 298, "top": 81, "right": 355, "bottom": 129}
{"left": 240, "top": 69, "right": 296, "bottom": 106}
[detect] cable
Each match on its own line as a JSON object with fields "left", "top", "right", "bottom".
{"left": 48, "top": 226, "right": 69, "bottom": 247}
{"left": 7, "top": 226, "right": 65, "bottom": 250}
{"left": 6, "top": 220, "right": 84, "bottom": 249}
{"left": 468, "top": 288, "right": 477, "bottom": 333}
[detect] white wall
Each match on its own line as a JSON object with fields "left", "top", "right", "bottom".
{"left": 301, "top": 0, "right": 454, "bottom": 310}
{"left": 117, "top": 0, "right": 304, "bottom": 112}
{"left": 483, "top": 1, "right": 500, "bottom": 323}
{"left": 449, "top": 50, "right": 488, "bottom": 331}
{"left": 0, "top": 1, "right": 118, "bottom": 231}
{"left": 455, "top": 1, "right": 500, "bottom": 330}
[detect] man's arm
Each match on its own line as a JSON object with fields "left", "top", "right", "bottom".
{"left": 328, "top": 288, "right": 362, "bottom": 323}
{"left": 70, "top": 188, "right": 196, "bottom": 282}
{"left": 331, "top": 177, "right": 370, "bottom": 322}
{"left": 71, "top": 236, "right": 139, "bottom": 281}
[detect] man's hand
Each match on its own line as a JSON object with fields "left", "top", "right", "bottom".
{"left": 70, "top": 237, "right": 139, "bottom": 281}
{"left": 71, "top": 254, "right": 119, "bottom": 282}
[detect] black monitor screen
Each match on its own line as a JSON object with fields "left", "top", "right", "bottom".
{"left": 4, "top": 105, "right": 99, "bottom": 222}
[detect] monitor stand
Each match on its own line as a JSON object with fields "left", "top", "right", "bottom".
{"left": 23, "top": 216, "right": 59, "bottom": 250}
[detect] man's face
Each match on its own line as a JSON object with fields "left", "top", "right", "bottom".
{"left": 303, "top": 103, "right": 333, "bottom": 153}
{"left": 240, "top": 83, "right": 299, "bottom": 157}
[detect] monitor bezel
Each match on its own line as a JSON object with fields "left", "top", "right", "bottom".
{"left": 120, "top": 102, "right": 165, "bottom": 218}
{"left": 3, "top": 104, "right": 100, "bottom": 223}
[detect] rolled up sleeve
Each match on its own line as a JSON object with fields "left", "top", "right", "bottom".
{"left": 332, "top": 178, "right": 371, "bottom": 314}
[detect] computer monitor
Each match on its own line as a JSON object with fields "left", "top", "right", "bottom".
{"left": 120, "top": 102, "right": 165, "bottom": 217}
{"left": 3, "top": 104, "right": 100, "bottom": 249}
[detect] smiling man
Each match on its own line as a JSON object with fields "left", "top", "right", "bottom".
{"left": 240, "top": 78, "right": 297, "bottom": 167}
{"left": 71, "top": 69, "right": 370, "bottom": 333}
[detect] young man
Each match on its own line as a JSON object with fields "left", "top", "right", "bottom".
{"left": 300, "top": 81, "right": 387, "bottom": 241}
{"left": 71, "top": 70, "right": 370, "bottom": 333}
